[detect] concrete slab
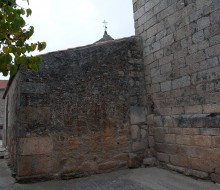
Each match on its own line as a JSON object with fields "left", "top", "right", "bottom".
{"left": 0, "top": 159, "right": 219, "bottom": 190}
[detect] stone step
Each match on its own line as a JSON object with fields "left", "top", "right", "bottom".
{"left": 143, "top": 157, "right": 156, "bottom": 167}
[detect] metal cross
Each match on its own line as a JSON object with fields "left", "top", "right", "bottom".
{"left": 102, "top": 20, "right": 108, "bottom": 31}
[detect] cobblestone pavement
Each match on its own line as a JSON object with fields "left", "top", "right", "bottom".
{"left": 0, "top": 159, "right": 219, "bottom": 190}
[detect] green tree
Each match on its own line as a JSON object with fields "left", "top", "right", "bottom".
{"left": 0, "top": 0, "right": 46, "bottom": 77}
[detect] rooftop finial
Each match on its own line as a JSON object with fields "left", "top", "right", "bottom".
{"left": 102, "top": 20, "right": 108, "bottom": 32}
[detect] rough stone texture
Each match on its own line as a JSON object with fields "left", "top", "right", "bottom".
{"left": 0, "top": 89, "right": 6, "bottom": 140}
{"left": 3, "top": 0, "right": 220, "bottom": 184}
{"left": 1, "top": 159, "right": 220, "bottom": 190}
{"left": 4, "top": 37, "right": 148, "bottom": 179}
{"left": 133, "top": 0, "right": 220, "bottom": 183}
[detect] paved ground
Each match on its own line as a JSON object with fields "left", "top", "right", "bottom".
{"left": 0, "top": 159, "right": 219, "bottom": 190}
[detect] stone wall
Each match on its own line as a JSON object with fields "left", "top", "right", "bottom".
{"left": 0, "top": 89, "right": 5, "bottom": 140}
{"left": 133, "top": 0, "right": 220, "bottom": 183}
{"left": 5, "top": 36, "right": 149, "bottom": 180}
{"left": 4, "top": 73, "right": 21, "bottom": 167}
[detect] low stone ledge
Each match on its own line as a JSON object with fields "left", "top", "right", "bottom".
{"left": 151, "top": 114, "right": 220, "bottom": 128}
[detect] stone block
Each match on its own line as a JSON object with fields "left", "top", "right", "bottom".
{"left": 147, "top": 24, "right": 158, "bottom": 38}
{"left": 159, "top": 54, "right": 173, "bottom": 66}
{"left": 198, "top": 40, "right": 209, "bottom": 50}
{"left": 152, "top": 74, "right": 166, "bottom": 83}
{"left": 154, "top": 49, "right": 164, "bottom": 60}
{"left": 193, "top": 135, "right": 212, "bottom": 147}
{"left": 98, "top": 161, "right": 118, "bottom": 171}
{"left": 210, "top": 6, "right": 220, "bottom": 24}
{"left": 161, "top": 34, "right": 174, "bottom": 48}
{"left": 192, "top": 30, "right": 205, "bottom": 43}
{"left": 185, "top": 105, "right": 202, "bottom": 114}
{"left": 210, "top": 34, "right": 220, "bottom": 46}
{"left": 185, "top": 169, "right": 209, "bottom": 179}
{"left": 211, "top": 173, "right": 220, "bottom": 184}
{"left": 176, "top": 135, "right": 194, "bottom": 146}
{"left": 196, "top": 0, "right": 213, "bottom": 10}
{"left": 212, "top": 136, "right": 220, "bottom": 148}
{"left": 188, "top": 44, "right": 198, "bottom": 54}
{"left": 167, "top": 164, "right": 185, "bottom": 173}
{"left": 113, "top": 153, "right": 129, "bottom": 162}
{"left": 160, "top": 63, "right": 172, "bottom": 74}
{"left": 128, "top": 153, "right": 142, "bottom": 168}
{"left": 21, "top": 82, "right": 47, "bottom": 94}
{"left": 21, "top": 106, "right": 50, "bottom": 124}
{"left": 197, "top": 16, "right": 210, "bottom": 31}
{"left": 189, "top": 9, "right": 203, "bottom": 22}
{"left": 186, "top": 50, "right": 206, "bottom": 65}
{"left": 161, "top": 81, "right": 171, "bottom": 92}
{"left": 130, "top": 106, "right": 146, "bottom": 124}
{"left": 205, "top": 44, "right": 220, "bottom": 57}
{"left": 134, "top": 6, "right": 145, "bottom": 20}
{"left": 143, "top": 157, "right": 156, "bottom": 166}
{"left": 132, "top": 141, "right": 147, "bottom": 152}
{"left": 192, "top": 67, "right": 220, "bottom": 85}
{"left": 190, "top": 158, "right": 214, "bottom": 173}
{"left": 78, "top": 161, "right": 96, "bottom": 173}
{"left": 164, "top": 134, "right": 176, "bottom": 144}
{"left": 145, "top": 0, "right": 160, "bottom": 12}
{"left": 144, "top": 16, "right": 158, "bottom": 30}
{"left": 200, "top": 57, "right": 219, "bottom": 70}
{"left": 156, "top": 30, "right": 167, "bottom": 41}
{"left": 155, "top": 143, "right": 179, "bottom": 155}
{"left": 170, "top": 155, "right": 189, "bottom": 167}
{"left": 152, "top": 41, "right": 161, "bottom": 53}
{"left": 149, "top": 136, "right": 155, "bottom": 147}
{"left": 182, "top": 128, "right": 200, "bottom": 135}
{"left": 172, "top": 107, "right": 184, "bottom": 115}
{"left": 131, "top": 125, "right": 139, "bottom": 140}
{"left": 32, "top": 155, "right": 60, "bottom": 175}
{"left": 19, "top": 137, "right": 53, "bottom": 156}
{"left": 154, "top": 0, "right": 167, "bottom": 15}
{"left": 157, "top": 152, "right": 169, "bottom": 163}
{"left": 172, "top": 76, "right": 191, "bottom": 89}
{"left": 141, "top": 129, "right": 147, "bottom": 139}
{"left": 203, "top": 103, "right": 220, "bottom": 113}
{"left": 150, "top": 67, "right": 160, "bottom": 77}
{"left": 17, "top": 156, "right": 32, "bottom": 177}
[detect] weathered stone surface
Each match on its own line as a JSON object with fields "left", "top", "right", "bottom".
{"left": 98, "top": 161, "right": 118, "bottom": 171}
{"left": 131, "top": 125, "right": 139, "bottom": 140}
{"left": 128, "top": 153, "right": 142, "bottom": 168}
{"left": 3, "top": 0, "right": 220, "bottom": 183}
{"left": 130, "top": 106, "right": 146, "bottom": 124}
{"left": 5, "top": 37, "right": 147, "bottom": 180}
{"left": 19, "top": 137, "right": 53, "bottom": 156}
{"left": 143, "top": 157, "right": 156, "bottom": 166}
{"left": 132, "top": 141, "right": 147, "bottom": 152}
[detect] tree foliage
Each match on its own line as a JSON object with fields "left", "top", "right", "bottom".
{"left": 0, "top": 0, "right": 46, "bottom": 77}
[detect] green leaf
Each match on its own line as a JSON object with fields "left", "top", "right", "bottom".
{"left": 0, "top": 54, "right": 12, "bottom": 64}
{"left": 26, "top": 8, "right": 32, "bottom": 17}
{"left": 37, "top": 42, "right": 47, "bottom": 51}
{"left": 3, "top": 47, "right": 11, "bottom": 53}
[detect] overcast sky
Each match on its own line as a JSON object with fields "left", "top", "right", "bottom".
{"left": 0, "top": 0, "right": 135, "bottom": 79}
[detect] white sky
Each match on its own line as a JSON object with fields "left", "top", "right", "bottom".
{"left": 0, "top": 0, "right": 135, "bottom": 79}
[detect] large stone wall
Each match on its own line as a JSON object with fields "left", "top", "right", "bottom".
{"left": 133, "top": 0, "right": 220, "bottom": 183}
{"left": 5, "top": 37, "right": 149, "bottom": 180}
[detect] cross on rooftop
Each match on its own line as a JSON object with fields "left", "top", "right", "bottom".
{"left": 102, "top": 20, "right": 108, "bottom": 31}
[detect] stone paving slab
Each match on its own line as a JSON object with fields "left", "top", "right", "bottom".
{"left": 0, "top": 159, "right": 219, "bottom": 190}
